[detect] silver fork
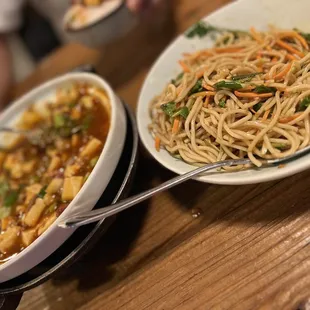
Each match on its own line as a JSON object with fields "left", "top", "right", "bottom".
{"left": 59, "top": 144, "right": 310, "bottom": 229}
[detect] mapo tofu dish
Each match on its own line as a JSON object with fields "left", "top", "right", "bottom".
{"left": 0, "top": 83, "right": 110, "bottom": 262}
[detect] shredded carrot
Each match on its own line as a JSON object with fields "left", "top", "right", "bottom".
{"left": 204, "top": 96, "right": 210, "bottom": 107}
{"left": 179, "top": 60, "right": 190, "bottom": 73}
{"left": 256, "top": 54, "right": 262, "bottom": 60}
{"left": 250, "top": 27, "right": 272, "bottom": 51}
{"left": 279, "top": 113, "right": 302, "bottom": 123}
{"left": 262, "top": 109, "right": 270, "bottom": 120}
{"left": 155, "top": 136, "right": 161, "bottom": 151}
{"left": 213, "top": 47, "right": 243, "bottom": 53}
{"left": 276, "top": 39, "right": 304, "bottom": 58}
{"left": 196, "top": 69, "right": 205, "bottom": 78}
{"left": 271, "top": 57, "right": 278, "bottom": 63}
{"left": 191, "top": 91, "right": 215, "bottom": 98}
{"left": 250, "top": 27, "right": 263, "bottom": 44}
{"left": 201, "top": 50, "right": 213, "bottom": 57}
{"left": 184, "top": 50, "right": 212, "bottom": 61}
{"left": 274, "top": 62, "right": 292, "bottom": 80}
{"left": 172, "top": 118, "right": 180, "bottom": 134}
{"left": 176, "top": 85, "right": 183, "bottom": 95}
{"left": 285, "top": 53, "right": 297, "bottom": 61}
{"left": 279, "top": 31, "right": 309, "bottom": 50}
{"left": 234, "top": 91, "right": 273, "bottom": 98}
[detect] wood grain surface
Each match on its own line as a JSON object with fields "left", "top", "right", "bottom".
{"left": 15, "top": 0, "right": 310, "bottom": 309}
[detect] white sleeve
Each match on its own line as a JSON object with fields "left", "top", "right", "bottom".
{"left": 0, "top": 0, "right": 25, "bottom": 33}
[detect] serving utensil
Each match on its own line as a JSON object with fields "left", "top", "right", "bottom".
{"left": 59, "top": 144, "right": 310, "bottom": 229}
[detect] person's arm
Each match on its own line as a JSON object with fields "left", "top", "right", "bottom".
{"left": 0, "top": 36, "right": 12, "bottom": 108}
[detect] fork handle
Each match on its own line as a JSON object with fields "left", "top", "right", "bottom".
{"left": 60, "top": 158, "right": 251, "bottom": 228}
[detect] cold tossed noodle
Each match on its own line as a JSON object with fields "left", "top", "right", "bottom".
{"left": 149, "top": 27, "right": 310, "bottom": 167}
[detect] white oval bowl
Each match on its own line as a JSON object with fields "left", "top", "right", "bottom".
{"left": 137, "top": 0, "right": 310, "bottom": 185}
{"left": 0, "top": 72, "right": 126, "bottom": 283}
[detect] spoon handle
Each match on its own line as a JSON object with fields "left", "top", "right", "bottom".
{"left": 59, "top": 158, "right": 251, "bottom": 228}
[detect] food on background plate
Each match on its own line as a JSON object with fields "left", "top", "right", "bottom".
{"left": 0, "top": 83, "right": 110, "bottom": 262}
{"left": 71, "top": 0, "right": 104, "bottom": 7}
{"left": 65, "top": 0, "right": 113, "bottom": 30}
{"left": 149, "top": 25, "right": 310, "bottom": 168}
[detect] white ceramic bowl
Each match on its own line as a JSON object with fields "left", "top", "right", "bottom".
{"left": 137, "top": 0, "right": 310, "bottom": 185}
{"left": 0, "top": 72, "right": 126, "bottom": 283}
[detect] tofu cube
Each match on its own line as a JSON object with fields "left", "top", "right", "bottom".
{"left": 48, "top": 156, "right": 62, "bottom": 172}
{"left": 80, "top": 138, "right": 102, "bottom": 159}
{"left": 37, "top": 213, "right": 57, "bottom": 236}
{"left": 24, "top": 198, "right": 46, "bottom": 227}
{"left": 62, "top": 177, "right": 83, "bottom": 201}
{"left": 21, "top": 228, "right": 37, "bottom": 247}
{"left": 64, "top": 162, "right": 81, "bottom": 177}
{"left": 19, "top": 111, "right": 42, "bottom": 129}
{"left": 25, "top": 184, "right": 41, "bottom": 205}
{"left": 0, "top": 226, "right": 20, "bottom": 254}
{"left": 22, "top": 159, "right": 37, "bottom": 174}
{"left": 46, "top": 178, "right": 63, "bottom": 195}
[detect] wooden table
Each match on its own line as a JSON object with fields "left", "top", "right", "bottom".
{"left": 15, "top": 1, "right": 310, "bottom": 309}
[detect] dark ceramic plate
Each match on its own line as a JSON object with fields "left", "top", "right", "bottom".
{"left": 0, "top": 102, "right": 138, "bottom": 309}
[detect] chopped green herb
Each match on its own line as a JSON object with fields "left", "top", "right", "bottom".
{"left": 162, "top": 102, "right": 189, "bottom": 119}
{"left": 272, "top": 143, "right": 289, "bottom": 151}
{"left": 47, "top": 203, "right": 57, "bottom": 214}
{"left": 53, "top": 114, "right": 66, "bottom": 128}
{"left": 53, "top": 114, "right": 79, "bottom": 137}
{"left": 294, "top": 28, "right": 310, "bottom": 42}
{"left": 4, "top": 190, "right": 19, "bottom": 208}
{"left": 81, "top": 114, "right": 93, "bottom": 131}
{"left": 297, "top": 96, "right": 310, "bottom": 112}
{"left": 185, "top": 21, "right": 247, "bottom": 40}
{"left": 253, "top": 103, "right": 262, "bottom": 112}
{"left": 90, "top": 156, "right": 99, "bottom": 168}
{"left": 0, "top": 182, "right": 9, "bottom": 197}
{"left": 161, "top": 102, "right": 177, "bottom": 118}
{"left": 37, "top": 185, "right": 47, "bottom": 199}
{"left": 232, "top": 72, "right": 262, "bottom": 82}
{"left": 185, "top": 22, "right": 217, "bottom": 38}
{"left": 173, "top": 154, "right": 182, "bottom": 160}
{"left": 172, "top": 107, "right": 189, "bottom": 119}
{"left": 222, "top": 37, "right": 229, "bottom": 44}
{"left": 68, "top": 102, "right": 76, "bottom": 108}
{"left": 214, "top": 81, "right": 243, "bottom": 90}
{"left": 171, "top": 72, "right": 184, "bottom": 85}
{"left": 254, "top": 85, "right": 277, "bottom": 94}
{"left": 189, "top": 78, "right": 204, "bottom": 95}
{"left": 219, "top": 99, "right": 226, "bottom": 108}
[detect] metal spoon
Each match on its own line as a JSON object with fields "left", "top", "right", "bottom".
{"left": 59, "top": 144, "right": 310, "bottom": 229}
